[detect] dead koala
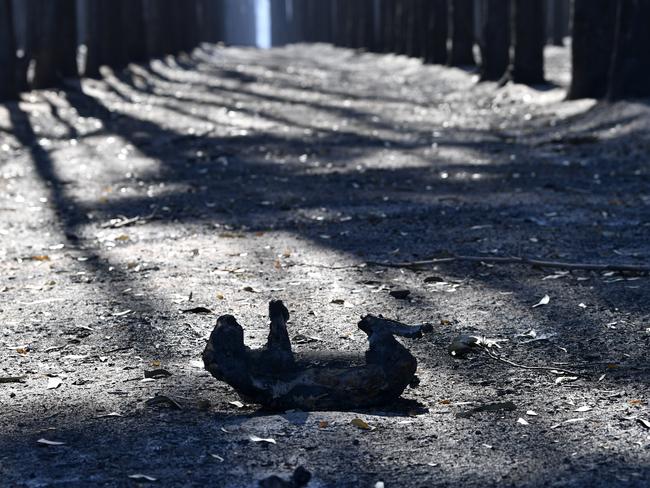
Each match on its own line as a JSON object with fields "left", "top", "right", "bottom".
{"left": 202, "top": 300, "right": 431, "bottom": 410}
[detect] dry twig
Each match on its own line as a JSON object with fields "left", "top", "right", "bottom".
{"left": 368, "top": 254, "right": 650, "bottom": 274}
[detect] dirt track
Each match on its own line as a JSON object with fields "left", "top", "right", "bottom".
{"left": 1, "top": 43, "right": 649, "bottom": 487}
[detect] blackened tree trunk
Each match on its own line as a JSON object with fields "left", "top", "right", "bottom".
{"left": 122, "top": 0, "right": 147, "bottom": 62}
{"left": 58, "top": 0, "right": 77, "bottom": 77}
{"left": 31, "top": 0, "right": 77, "bottom": 88}
{"left": 449, "top": 0, "right": 475, "bottom": 66}
{"left": 608, "top": 0, "right": 650, "bottom": 100}
{"left": 31, "top": 0, "right": 59, "bottom": 88}
{"left": 509, "top": 0, "right": 545, "bottom": 85}
{"left": 479, "top": 0, "right": 509, "bottom": 81}
{"left": 85, "top": 0, "right": 129, "bottom": 76}
{"left": 566, "top": 0, "right": 617, "bottom": 99}
{"left": 0, "top": 0, "right": 18, "bottom": 100}
{"left": 551, "top": 0, "right": 569, "bottom": 46}
{"left": 425, "top": 0, "right": 448, "bottom": 64}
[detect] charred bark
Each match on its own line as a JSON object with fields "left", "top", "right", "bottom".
{"left": 607, "top": 0, "right": 650, "bottom": 100}
{"left": 479, "top": 0, "right": 510, "bottom": 81}
{"left": 449, "top": 0, "right": 475, "bottom": 66}
{"left": 0, "top": 0, "right": 18, "bottom": 100}
{"left": 566, "top": 0, "right": 617, "bottom": 99}
{"left": 425, "top": 0, "right": 448, "bottom": 64}
{"left": 508, "top": 0, "right": 545, "bottom": 85}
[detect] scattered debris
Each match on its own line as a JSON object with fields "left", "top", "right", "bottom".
{"left": 551, "top": 418, "right": 587, "bottom": 429}
{"left": 46, "top": 377, "right": 62, "bottom": 390}
{"left": 517, "top": 417, "right": 529, "bottom": 425}
{"left": 127, "top": 474, "right": 157, "bottom": 482}
{"left": 370, "top": 254, "right": 650, "bottom": 275}
{"left": 351, "top": 418, "right": 375, "bottom": 430}
{"left": 229, "top": 400, "right": 245, "bottom": 408}
{"left": 637, "top": 418, "right": 650, "bottom": 430}
{"left": 389, "top": 289, "right": 411, "bottom": 299}
{"left": 0, "top": 376, "right": 25, "bottom": 384}
{"left": 518, "top": 329, "right": 557, "bottom": 343}
{"left": 181, "top": 306, "right": 213, "bottom": 314}
{"left": 37, "top": 438, "right": 65, "bottom": 446}
{"left": 249, "top": 435, "right": 277, "bottom": 445}
{"left": 574, "top": 405, "right": 592, "bottom": 412}
{"left": 145, "top": 395, "right": 182, "bottom": 410}
{"left": 532, "top": 295, "right": 550, "bottom": 308}
{"left": 457, "top": 401, "right": 517, "bottom": 418}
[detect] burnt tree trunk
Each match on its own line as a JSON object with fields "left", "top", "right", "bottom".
{"left": 479, "top": 0, "right": 509, "bottom": 81}
{"left": 449, "top": 0, "right": 475, "bottom": 66}
{"left": 509, "top": 0, "right": 545, "bottom": 85}
{"left": 425, "top": 0, "right": 448, "bottom": 64}
{"left": 608, "top": 0, "right": 650, "bottom": 100}
{"left": 31, "top": 0, "right": 60, "bottom": 88}
{"left": 551, "top": 0, "right": 569, "bottom": 46}
{"left": 566, "top": 0, "right": 617, "bottom": 99}
{"left": 270, "top": 0, "right": 288, "bottom": 46}
{"left": 0, "top": 0, "right": 18, "bottom": 100}
{"left": 122, "top": 0, "right": 147, "bottom": 62}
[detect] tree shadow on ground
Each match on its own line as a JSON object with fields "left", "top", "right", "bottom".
{"left": 2, "top": 44, "right": 650, "bottom": 486}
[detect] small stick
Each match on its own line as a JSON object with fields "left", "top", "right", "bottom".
{"left": 368, "top": 254, "right": 650, "bottom": 274}
{"left": 483, "top": 349, "right": 579, "bottom": 376}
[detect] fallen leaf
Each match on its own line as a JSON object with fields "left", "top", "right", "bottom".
{"left": 424, "top": 276, "right": 445, "bottom": 283}
{"left": 127, "top": 474, "right": 157, "bottom": 482}
{"left": 181, "top": 306, "right": 213, "bottom": 314}
{"left": 210, "top": 453, "right": 224, "bottom": 462}
{"left": 555, "top": 376, "right": 578, "bottom": 385}
{"left": 526, "top": 410, "right": 538, "bottom": 416}
{"left": 16, "top": 346, "right": 30, "bottom": 355}
{"left": 292, "top": 333, "right": 321, "bottom": 344}
{"left": 96, "top": 412, "right": 123, "bottom": 418}
{"left": 30, "top": 255, "right": 50, "bottom": 261}
{"left": 151, "top": 360, "right": 161, "bottom": 367}
{"left": 351, "top": 418, "right": 375, "bottom": 430}
{"left": 242, "top": 286, "right": 258, "bottom": 293}
{"left": 115, "top": 234, "right": 130, "bottom": 242}
{"left": 37, "top": 438, "right": 65, "bottom": 446}
{"left": 215, "top": 292, "right": 224, "bottom": 300}
{"left": 551, "top": 418, "right": 587, "bottom": 429}
{"left": 517, "top": 417, "right": 529, "bottom": 425}
{"left": 318, "top": 421, "right": 329, "bottom": 428}
{"left": 629, "top": 399, "right": 643, "bottom": 406}
{"left": 330, "top": 298, "right": 345, "bottom": 305}
{"left": 574, "top": 405, "right": 592, "bottom": 412}
{"left": 637, "top": 418, "right": 650, "bottom": 430}
{"left": 249, "top": 435, "right": 276, "bottom": 444}
{"left": 532, "top": 295, "right": 550, "bottom": 308}
{"left": 145, "top": 395, "right": 182, "bottom": 410}
{"left": 229, "top": 400, "right": 245, "bottom": 408}
{"left": 47, "top": 377, "right": 62, "bottom": 389}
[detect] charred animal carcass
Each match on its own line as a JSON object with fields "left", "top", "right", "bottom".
{"left": 202, "top": 300, "right": 431, "bottom": 410}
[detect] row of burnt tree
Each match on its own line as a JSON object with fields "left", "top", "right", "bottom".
{"left": 272, "top": 0, "right": 650, "bottom": 100}
{"left": 0, "top": 0, "right": 225, "bottom": 101}
{"left": 1, "top": 1, "right": 649, "bottom": 102}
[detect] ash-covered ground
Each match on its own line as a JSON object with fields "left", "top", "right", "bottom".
{"left": 0, "top": 43, "right": 649, "bottom": 487}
